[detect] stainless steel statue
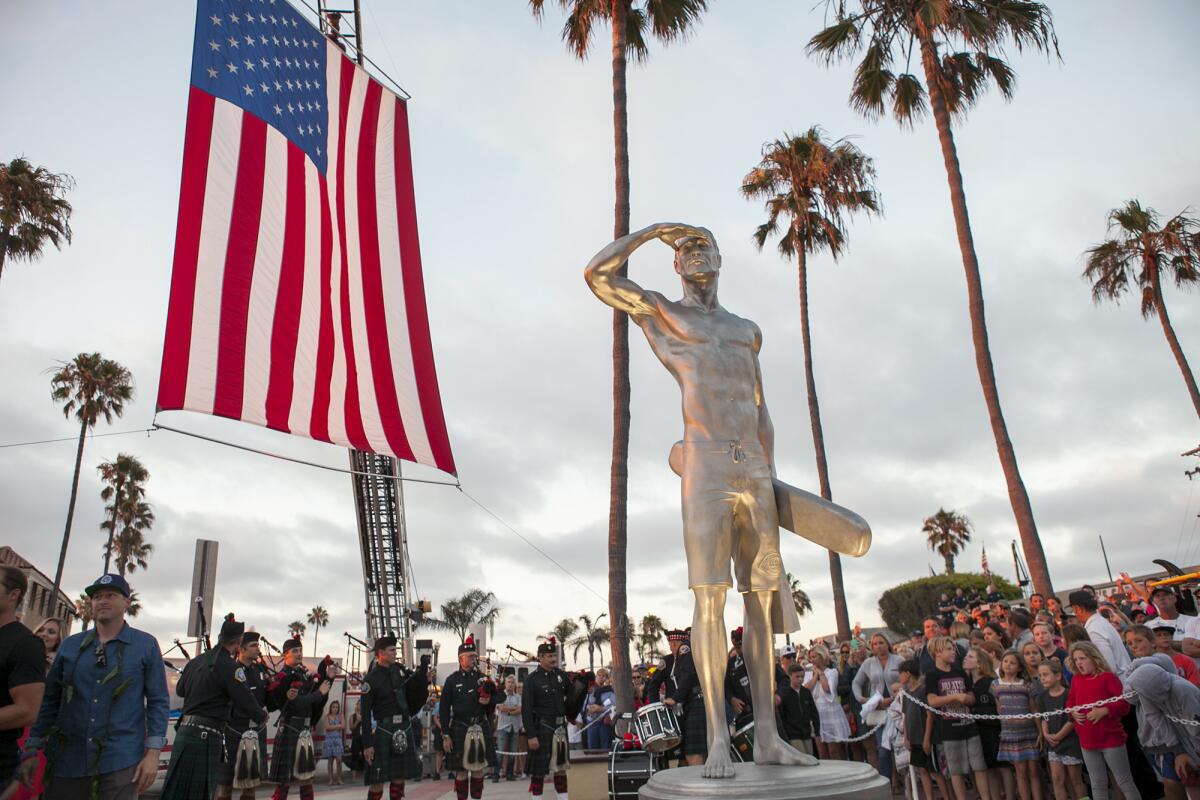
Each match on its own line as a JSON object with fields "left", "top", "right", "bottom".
{"left": 585, "top": 223, "right": 872, "bottom": 779}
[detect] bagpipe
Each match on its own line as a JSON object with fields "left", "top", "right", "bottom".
{"left": 266, "top": 655, "right": 336, "bottom": 726}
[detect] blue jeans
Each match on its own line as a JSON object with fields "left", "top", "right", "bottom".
{"left": 875, "top": 726, "right": 893, "bottom": 779}
{"left": 586, "top": 717, "right": 613, "bottom": 751}
{"left": 495, "top": 728, "right": 520, "bottom": 775}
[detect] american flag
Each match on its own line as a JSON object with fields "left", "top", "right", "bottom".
{"left": 982, "top": 544, "right": 991, "bottom": 576}
{"left": 158, "top": 0, "right": 455, "bottom": 475}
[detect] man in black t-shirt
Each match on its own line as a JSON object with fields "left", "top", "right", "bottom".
{"left": 924, "top": 637, "right": 991, "bottom": 800}
{"left": 0, "top": 566, "right": 46, "bottom": 792}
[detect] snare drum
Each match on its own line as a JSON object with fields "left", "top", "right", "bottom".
{"left": 730, "top": 720, "right": 755, "bottom": 762}
{"left": 634, "top": 702, "right": 682, "bottom": 754}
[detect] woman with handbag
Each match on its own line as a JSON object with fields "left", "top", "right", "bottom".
{"left": 852, "top": 633, "right": 903, "bottom": 777}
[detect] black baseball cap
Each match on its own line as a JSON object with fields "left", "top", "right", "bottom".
{"left": 84, "top": 573, "right": 131, "bottom": 598}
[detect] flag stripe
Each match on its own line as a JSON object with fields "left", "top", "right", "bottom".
{"left": 356, "top": 80, "right": 416, "bottom": 462}
{"left": 184, "top": 99, "right": 244, "bottom": 412}
{"left": 309, "top": 170, "right": 335, "bottom": 442}
{"left": 393, "top": 99, "right": 456, "bottom": 474}
{"left": 333, "top": 56, "right": 369, "bottom": 450}
{"left": 212, "top": 112, "right": 268, "bottom": 420}
{"left": 159, "top": 87, "right": 215, "bottom": 410}
{"left": 372, "top": 93, "right": 431, "bottom": 465}
{"left": 241, "top": 127, "right": 289, "bottom": 427}
{"left": 287, "top": 161, "right": 323, "bottom": 438}
{"left": 264, "top": 144, "right": 308, "bottom": 431}
{"left": 343, "top": 74, "right": 391, "bottom": 455}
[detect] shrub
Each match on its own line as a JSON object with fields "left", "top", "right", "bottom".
{"left": 878, "top": 573, "right": 1021, "bottom": 635}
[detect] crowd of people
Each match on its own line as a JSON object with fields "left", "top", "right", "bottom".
{"left": 5, "top": 564, "right": 1200, "bottom": 800}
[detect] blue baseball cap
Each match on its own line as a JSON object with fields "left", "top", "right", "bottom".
{"left": 84, "top": 573, "right": 131, "bottom": 598}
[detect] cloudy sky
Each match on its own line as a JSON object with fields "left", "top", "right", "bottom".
{"left": 2, "top": 1, "right": 1198, "bottom": 668}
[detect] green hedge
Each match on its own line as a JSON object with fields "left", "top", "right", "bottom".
{"left": 878, "top": 573, "right": 1021, "bottom": 635}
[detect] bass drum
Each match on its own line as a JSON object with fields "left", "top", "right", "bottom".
{"left": 730, "top": 720, "right": 755, "bottom": 763}
{"left": 609, "top": 745, "right": 657, "bottom": 800}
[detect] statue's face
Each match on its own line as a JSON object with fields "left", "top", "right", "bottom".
{"left": 674, "top": 238, "right": 720, "bottom": 284}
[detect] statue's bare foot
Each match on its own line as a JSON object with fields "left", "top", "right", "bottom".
{"left": 755, "top": 736, "right": 819, "bottom": 767}
{"left": 702, "top": 748, "right": 736, "bottom": 779}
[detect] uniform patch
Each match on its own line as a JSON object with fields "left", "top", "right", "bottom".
{"left": 235, "top": 667, "right": 247, "bottom": 682}
{"left": 361, "top": 681, "right": 371, "bottom": 694}
{"left": 679, "top": 645, "right": 691, "bottom": 655}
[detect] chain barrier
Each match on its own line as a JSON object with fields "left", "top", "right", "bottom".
{"left": 821, "top": 720, "right": 885, "bottom": 743}
{"left": 894, "top": 688, "right": 1136, "bottom": 721}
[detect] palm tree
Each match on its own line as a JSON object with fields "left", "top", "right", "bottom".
{"left": 923, "top": 508, "right": 973, "bottom": 573}
{"left": 288, "top": 620, "right": 307, "bottom": 640}
{"left": 307, "top": 606, "right": 330, "bottom": 653}
{"left": 639, "top": 614, "right": 665, "bottom": 659}
{"left": 742, "top": 127, "right": 880, "bottom": 641}
{"left": 424, "top": 588, "right": 502, "bottom": 643}
{"left": 98, "top": 454, "right": 150, "bottom": 574}
{"left": 568, "top": 612, "right": 610, "bottom": 671}
{"left": 49, "top": 353, "right": 135, "bottom": 600}
{"left": 113, "top": 513, "right": 154, "bottom": 576}
{"left": 0, "top": 157, "right": 74, "bottom": 283}
{"left": 75, "top": 592, "right": 92, "bottom": 628}
{"left": 808, "top": 0, "right": 1059, "bottom": 597}
{"left": 786, "top": 572, "right": 814, "bottom": 619}
{"left": 1084, "top": 200, "right": 1200, "bottom": 419}
{"left": 529, "top": 0, "right": 709, "bottom": 718}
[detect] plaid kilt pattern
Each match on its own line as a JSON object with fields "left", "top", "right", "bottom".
{"left": 526, "top": 718, "right": 563, "bottom": 777}
{"left": 681, "top": 699, "right": 708, "bottom": 757}
{"left": 217, "top": 724, "right": 266, "bottom": 787}
{"left": 364, "top": 722, "right": 421, "bottom": 784}
{"left": 268, "top": 717, "right": 310, "bottom": 783}
{"left": 161, "top": 722, "right": 224, "bottom": 800}
{"left": 446, "top": 719, "right": 494, "bottom": 773}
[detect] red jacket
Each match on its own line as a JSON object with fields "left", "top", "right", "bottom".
{"left": 1066, "top": 671, "right": 1128, "bottom": 750}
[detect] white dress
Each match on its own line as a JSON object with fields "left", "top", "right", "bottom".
{"left": 807, "top": 667, "right": 851, "bottom": 740}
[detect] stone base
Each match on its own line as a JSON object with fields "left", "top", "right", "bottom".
{"left": 638, "top": 760, "right": 890, "bottom": 800}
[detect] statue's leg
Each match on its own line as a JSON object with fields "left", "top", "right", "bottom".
{"left": 744, "top": 590, "right": 819, "bottom": 767}
{"left": 692, "top": 585, "right": 735, "bottom": 779}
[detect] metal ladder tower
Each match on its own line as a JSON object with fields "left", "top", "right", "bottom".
{"left": 316, "top": 0, "right": 415, "bottom": 662}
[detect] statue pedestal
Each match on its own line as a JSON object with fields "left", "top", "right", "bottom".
{"left": 638, "top": 760, "right": 890, "bottom": 800}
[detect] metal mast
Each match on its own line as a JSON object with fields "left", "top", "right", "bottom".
{"left": 316, "top": 0, "right": 414, "bottom": 662}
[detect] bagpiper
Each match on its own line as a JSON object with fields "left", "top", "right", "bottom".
{"left": 217, "top": 631, "right": 274, "bottom": 800}
{"left": 163, "top": 614, "right": 268, "bottom": 800}
{"left": 439, "top": 636, "right": 499, "bottom": 800}
{"left": 724, "top": 627, "right": 752, "bottom": 726}
{"left": 359, "top": 635, "right": 431, "bottom": 800}
{"left": 521, "top": 637, "right": 588, "bottom": 800}
{"left": 266, "top": 638, "right": 332, "bottom": 800}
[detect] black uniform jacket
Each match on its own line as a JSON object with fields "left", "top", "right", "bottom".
{"left": 267, "top": 663, "right": 328, "bottom": 726}
{"left": 177, "top": 646, "right": 267, "bottom": 725}
{"left": 725, "top": 653, "right": 751, "bottom": 709}
{"left": 439, "top": 668, "right": 498, "bottom": 729}
{"left": 358, "top": 662, "right": 428, "bottom": 739}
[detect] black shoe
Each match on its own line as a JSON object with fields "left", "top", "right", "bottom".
{"left": 506, "top": 774, "right": 516, "bottom": 781}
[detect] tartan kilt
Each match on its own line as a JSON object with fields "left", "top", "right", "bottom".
{"left": 364, "top": 723, "right": 421, "bottom": 784}
{"left": 526, "top": 719, "right": 563, "bottom": 777}
{"left": 216, "top": 724, "right": 267, "bottom": 787}
{"left": 161, "top": 722, "right": 224, "bottom": 800}
{"left": 446, "top": 719, "right": 495, "bottom": 773}
{"left": 268, "top": 718, "right": 312, "bottom": 783}
{"left": 681, "top": 698, "right": 708, "bottom": 757}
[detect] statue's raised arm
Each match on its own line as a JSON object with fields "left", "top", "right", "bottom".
{"left": 583, "top": 222, "right": 714, "bottom": 316}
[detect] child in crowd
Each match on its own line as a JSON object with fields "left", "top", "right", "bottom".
{"left": 898, "top": 659, "right": 950, "bottom": 800}
{"left": 1067, "top": 641, "right": 1141, "bottom": 800}
{"left": 964, "top": 646, "right": 1007, "bottom": 800}
{"left": 1021, "top": 642, "right": 1046, "bottom": 694}
{"left": 1036, "top": 659, "right": 1088, "bottom": 800}
{"left": 925, "top": 637, "right": 992, "bottom": 800}
{"left": 996, "top": 650, "right": 1044, "bottom": 800}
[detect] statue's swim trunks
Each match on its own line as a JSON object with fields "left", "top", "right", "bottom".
{"left": 679, "top": 440, "right": 782, "bottom": 592}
